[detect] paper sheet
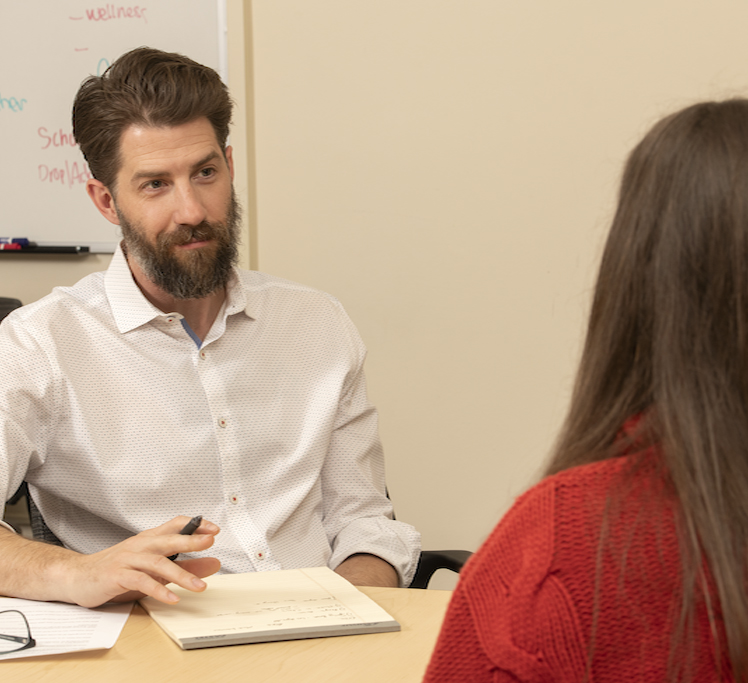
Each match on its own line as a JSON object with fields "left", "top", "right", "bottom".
{"left": 0, "top": 597, "right": 131, "bottom": 660}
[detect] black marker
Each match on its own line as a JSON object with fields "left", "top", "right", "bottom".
{"left": 168, "top": 515, "right": 202, "bottom": 561}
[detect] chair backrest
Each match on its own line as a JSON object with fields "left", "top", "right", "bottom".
{"left": 29, "top": 496, "right": 63, "bottom": 546}
{"left": 0, "top": 297, "right": 22, "bottom": 322}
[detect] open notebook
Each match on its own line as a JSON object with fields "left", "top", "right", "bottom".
{"left": 140, "top": 566, "right": 400, "bottom": 650}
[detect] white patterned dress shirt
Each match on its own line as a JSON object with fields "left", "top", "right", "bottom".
{"left": 0, "top": 246, "right": 420, "bottom": 585}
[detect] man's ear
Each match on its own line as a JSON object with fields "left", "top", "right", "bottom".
{"left": 225, "top": 145, "right": 235, "bottom": 181}
{"left": 86, "top": 179, "right": 120, "bottom": 225}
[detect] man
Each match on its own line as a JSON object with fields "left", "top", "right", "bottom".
{"left": 0, "top": 47, "right": 420, "bottom": 608}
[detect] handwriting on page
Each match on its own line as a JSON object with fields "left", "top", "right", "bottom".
{"left": 215, "top": 596, "right": 360, "bottom": 629}
{"left": 149, "top": 570, "right": 380, "bottom": 639}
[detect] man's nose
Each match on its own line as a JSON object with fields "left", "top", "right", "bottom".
{"left": 173, "top": 183, "right": 208, "bottom": 226}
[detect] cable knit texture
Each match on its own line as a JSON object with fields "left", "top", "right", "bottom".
{"left": 423, "top": 452, "right": 731, "bottom": 682}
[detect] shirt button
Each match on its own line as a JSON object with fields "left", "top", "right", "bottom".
{"left": 230, "top": 495, "right": 238, "bottom": 504}
{"left": 166, "top": 317, "right": 175, "bottom": 323}
{"left": 219, "top": 418, "right": 227, "bottom": 428}
{"left": 200, "top": 350, "right": 207, "bottom": 360}
{"left": 256, "top": 551, "right": 265, "bottom": 560}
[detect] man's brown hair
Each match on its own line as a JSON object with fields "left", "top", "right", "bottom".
{"left": 72, "top": 46, "right": 232, "bottom": 191}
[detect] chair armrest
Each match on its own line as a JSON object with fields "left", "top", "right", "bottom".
{"left": 410, "top": 549, "right": 472, "bottom": 589}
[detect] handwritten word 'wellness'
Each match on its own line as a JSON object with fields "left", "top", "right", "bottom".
{"left": 72, "top": 5, "right": 148, "bottom": 22}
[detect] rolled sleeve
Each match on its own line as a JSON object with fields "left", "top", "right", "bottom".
{"left": 330, "top": 515, "right": 422, "bottom": 587}
{"left": 0, "top": 309, "right": 59, "bottom": 505}
{"left": 321, "top": 319, "right": 421, "bottom": 586}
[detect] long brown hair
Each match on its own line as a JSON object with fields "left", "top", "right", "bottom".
{"left": 547, "top": 99, "right": 748, "bottom": 679}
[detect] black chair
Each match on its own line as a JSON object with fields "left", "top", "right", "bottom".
{"left": 0, "top": 297, "right": 21, "bottom": 322}
{"left": 410, "top": 548, "right": 472, "bottom": 589}
{"left": 1, "top": 299, "right": 28, "bottom": 513}
{"left": 389, "top": 490, "right": 472, "bottom": 588}
{"left": 5, "top": 483, "right": 28, "bottom": 509}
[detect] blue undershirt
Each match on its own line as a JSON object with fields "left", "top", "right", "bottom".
{"left": 180, "top": 318, "right": 202, "bottom": 349}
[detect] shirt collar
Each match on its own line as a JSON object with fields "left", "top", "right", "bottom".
{"left": 105, "top": 243, "right": 255, "bottom": 334}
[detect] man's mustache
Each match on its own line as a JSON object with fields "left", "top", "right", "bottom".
{"left": 159, "top": 222, "right": 221, "bottom": 248}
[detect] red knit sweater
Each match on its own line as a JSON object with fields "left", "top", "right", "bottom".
{"left": 423, "top": 455, "right": 731, "bottom": 682}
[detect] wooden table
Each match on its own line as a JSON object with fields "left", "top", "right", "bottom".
{"left": 3, "top": 587, "right": 451, "bottom": 682}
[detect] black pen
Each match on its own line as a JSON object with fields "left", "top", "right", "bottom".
{"left": 168, "top": 515, "right": 202, "bottom": 561}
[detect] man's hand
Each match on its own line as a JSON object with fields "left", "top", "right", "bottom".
{"left": 62, "top": 516, "right": 222, "bottom": 607}
{"left": 334, "top": 554, "right": 399, "bottom": 587}
{"left": 0, "top": 516, "right": 221, "bottom": 608}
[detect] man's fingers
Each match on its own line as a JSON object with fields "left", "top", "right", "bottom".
{"left": 114, "top": 567, "right": 182, "bottom": 604}
{"left": 125, "top": 526, "right": 217, "bottom": 559}
{"left": 104, "top": 555, "right": 221, "bottom": 605}
{"left": 65, "top": 520, "right": 222, "bottom": 607}
{"left": 148, "top": 516, "right": 221, "bottom": 536}
{"left": 167, "top": 529, "right": 217, "bottom": 557}
{"left": 194, "top": 519, "right": 220, "bottom": 534}
{"left": 143, "top": 553, "right": 209, "bottom": 591}
{"left": 176, "top": 557, "right": 221, "bottom": 579}
{"left": 130, "top": 556, "right": 221, "bottom": 603}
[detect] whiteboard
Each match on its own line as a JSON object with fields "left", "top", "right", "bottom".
{"left": 0, "top": 1, "right": 226, "bottom": 253}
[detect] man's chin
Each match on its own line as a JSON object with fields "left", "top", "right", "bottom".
{"left": 169, "top": 240, "right": 220, "bottom": 265}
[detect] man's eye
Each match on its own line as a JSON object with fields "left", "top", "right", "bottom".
{"left": 199, "top": 168, "right": 215, "bottom": 178}
{"left": 147, "top": 180, "right": 164, "bottom": 189}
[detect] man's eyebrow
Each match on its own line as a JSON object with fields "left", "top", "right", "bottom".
{"left": 190, "top": 151, "right": 222, "bottom": 172}
{"left": 130, "top": 151, "right": 223, "bottom": 183}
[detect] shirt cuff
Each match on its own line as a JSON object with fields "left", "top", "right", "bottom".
{"left": 330, "top": 518, "right": 421, "bottom": 587}
{"left": 0, "top": 519, "right": 18, "bottom": 533}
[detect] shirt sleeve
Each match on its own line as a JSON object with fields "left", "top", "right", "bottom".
{"left": 0, "top": 309, "right": 59, "bottom": 505}
{"left": 320, "top": 308, "right": 421, "bottom": 587}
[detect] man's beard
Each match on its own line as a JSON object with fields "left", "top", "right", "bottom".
{"left": 117, "top": 190, "right": 241, "bottom": 300}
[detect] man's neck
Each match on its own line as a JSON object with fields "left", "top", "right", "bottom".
{"left": 126, "top": 253, "right": 226, "bottom": 342}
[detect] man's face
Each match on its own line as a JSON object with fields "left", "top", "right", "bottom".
{"left": 111, "top": 118, "right": 240, "bottom": 299}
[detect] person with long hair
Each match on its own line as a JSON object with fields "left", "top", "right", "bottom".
{"left": 423, "top": 99, "right": 748, "bottom": 682}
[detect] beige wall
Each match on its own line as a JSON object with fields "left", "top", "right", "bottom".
{"left": 249, "top": 1, "right": 748, "bottom": 587}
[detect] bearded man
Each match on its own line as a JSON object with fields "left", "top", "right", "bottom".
{"left": 0, "top": 48, "right": 420, "bottom": 607}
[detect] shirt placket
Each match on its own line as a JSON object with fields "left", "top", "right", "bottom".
{"left": 196, "top": 340, "right": 279, "bottom": 572}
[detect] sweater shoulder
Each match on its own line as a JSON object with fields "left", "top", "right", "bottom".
{"left": 465, "top": 458, "right": 629, "bottom": 581}
{"left": 456, "top": 455, "right": 681, "bottom": 681}
{"left": 452, "top": 462, "right": 630, "bottom": 680}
